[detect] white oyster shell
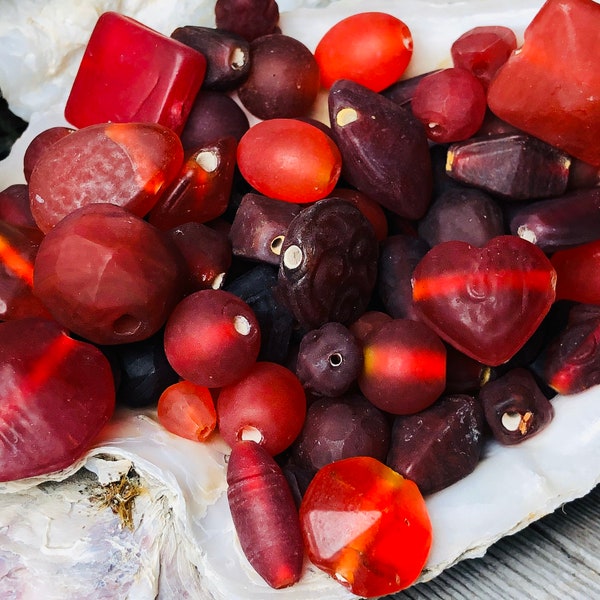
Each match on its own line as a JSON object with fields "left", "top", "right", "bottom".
{"left": 1, "top": 1, "right": 600, "bottom": 599}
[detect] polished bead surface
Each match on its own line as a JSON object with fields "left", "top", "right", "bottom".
{"left": 300, "top": 456, "right": 432, "bottom": 597}
{"left": 64, "top": 12, "right": 206, "bottom": 133}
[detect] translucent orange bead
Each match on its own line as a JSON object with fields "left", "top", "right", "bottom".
{"left": 157, "top": 380, "right": 217, "bottom": 442}
{"left": 299, "top": 456, "right": 432, "bottom": 597}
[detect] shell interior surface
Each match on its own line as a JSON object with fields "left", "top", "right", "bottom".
{"left": 1, "top": 1, "right": 600, "bottom": 599}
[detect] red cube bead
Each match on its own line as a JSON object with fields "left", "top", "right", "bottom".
{"left": 65, "top": 12, "right": 206, "bottom": 134}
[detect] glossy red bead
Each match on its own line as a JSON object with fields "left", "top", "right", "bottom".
{"left": 157, "top": 380, "right": 217, "bottom": 442}
{"left": 64, "top": 12, "right": 206, "bottom": 133}
{"left": 300, "top": 456, "right": 432, "bottom": 597}
{"left": 0, "top": 318, "right": 115, "bottom": 482}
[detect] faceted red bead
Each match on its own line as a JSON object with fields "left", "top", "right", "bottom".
{"left": 300, "top": 456, "right": 432, "bottom": 597}
{"left": 29, "top": 122, "right": 184, "bottom": 233}
{"left": 0, "top": 318, "right": 115, "bottom": 482}
{"left": 157, "top": 380, "right": 217, "bottom": 442}
{"left": 64, "top": 12, "right": 206, "bottom": 133}
{"left": 0, "top": 221, "right": 49, "bottom": 321}
{"left": 487, "top": 0, "right": 600, "bottom": 166}
{"left": 147, "top": 136, "right": 237, "bottom": 230}
{"left": 33, "top": 203, "right": 187, "bottom": 345}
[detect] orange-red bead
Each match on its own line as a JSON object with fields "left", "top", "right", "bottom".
{"left": 300, "top": 456, "right": 432, "bottom": 597}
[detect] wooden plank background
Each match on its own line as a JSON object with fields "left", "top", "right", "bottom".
{"left": 390, "top": 484, "right": 600, "bottom": 599}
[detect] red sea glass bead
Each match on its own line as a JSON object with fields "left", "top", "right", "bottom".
{"left": 487, "top": 0, "right": 600, "bottom": 166}
{"left": 412, "top": 235, "right": 557, "bottom": 366}
{"left": 451, "top": 26, "right": 517, "bottom": 89}
{"left": 157, "top": 380, "right": 217, "bottom": 442}
{"left": 64, "top": 12, "right": 206, "bottom": 134}
{"left": 0, "top": 318, "right": 115, "bottom": 482}
{"left": 300, "top": 456, "right": 432, "bottom": 597}
{"left": 29, "top": 122, "right": 184, "bottom": 233}
{"left": 217, "top": 361, "right": 306, "bottom": 455}
{"left": 147, "top": 136, "right": 237, "bottom": 230}
{"left": 236, "top": 119, "right": 342, "bottom": 204}
{"left": 33, "top": 203, "right": 186, "bottom": 345}
{"left": 358, "top": 318, "right": 447, "bottom": 415}
{"left": 23, "top": 126, "right": 75, "bottom": 183}
{"left": 411, "top": 67, "right": 487, "bottom": 143}
{"left": 227, "top": 440, "right": 303, "bottom": 589}
{"left": 0, "top": 221, "right": 49, "bottom": 321}
{"left": 314, "top": 12, "right": 413, "bottom": 92}
{"left": 164, "top": 289, "right": 261, "bottom": 388}
{"left": 551, "top": 239, "right": 600, "bottom": 305}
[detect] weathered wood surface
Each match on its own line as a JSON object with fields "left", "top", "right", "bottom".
{"left": 392, "top": 484, "right": 600, "bottom": 600}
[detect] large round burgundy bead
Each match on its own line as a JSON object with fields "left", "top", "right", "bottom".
{"left": 33, "top": 203, "right": 186, "bottom": 345}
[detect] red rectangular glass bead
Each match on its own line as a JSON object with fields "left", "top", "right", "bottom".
{"left": 64, "top": 12, "right": 206, "bottom": 134}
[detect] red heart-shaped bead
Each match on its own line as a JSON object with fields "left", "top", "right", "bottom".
{"left": 412, "top": 235, "right": 556, "bottom": 366}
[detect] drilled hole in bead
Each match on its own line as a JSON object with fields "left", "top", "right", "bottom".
{"left": 329, "top": 352, "right": 343, "bottom": 367}
{"left": 230, "top": 47, "right": 248, "bottom": 70}
{"left": 283, "top": 244, "right": 303, "bottom": 269}
{"left": 239, "top": 425, "right": 264, "bottom": 444}
{"left": 270, "top": 235, "right": 285, "bottom": 256}
{"left": 336, "top": 107, "right": 358, "bottom": 126}
{"left": 196, "top": 150, "right": 219, "bottom": 172}
{"left": 501, "top": 411, "right": 523, "bottom": 432}
{"left": 113, "top": 314, "right": 143, "bottom": 336}
{"left": 233, "top": 314, "right": 251, "bottom": 335}
{"left": 212, "top": 272, "right": 225, "bottom": 289}
{"left": 517, "top": 225, "right": 537, "bottom": 244}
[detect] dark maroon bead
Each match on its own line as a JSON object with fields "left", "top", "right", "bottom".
{"left": 296, "top": 322, "right": 363, "bottom": 397}
{"left": 215, "top": 0, "right": 280, "bottom": 42}
{"left": 171, "top": 26, "right": 250, "bottom": 91}
{"left": 508, "top": 187, "right": 600, "bottom": 252}
{"left": 328, "top": 79, "right": 432, "bottom": 220}
{"left": 377, "top": 234, "right": 429, "bottom": 321}
{"left": 290, "top": 393, "right": 391, "bottom": 478}
{"left": 446, "top": 133, "right": 571, "bottom": 200}
{"left": 277, "top": 198, "right": 378, "bottom": 330}
{"left": 417, "top": 187, "right": 504, "bottom": 248}
{"left": 542, "top": 305, "right": 600, "bottom": 395}
{"left": 229, "top": 193, "right": 301, "bottom": 265}
{"left": 167, "top": 221, "right": 232, "bottom": 293}
{"left": 0, "top": 184, "right": 38, "bottom": 229}
{"left": 238, "top": 34, "right": 320, "bottom": 119}
{"left": 180, "top": 91, "right": 250, "bottom": 151}
{"left": 386, "top": 394, "right": 486, "bottom": 495}
{"left": 478, "top": 368, "right": 554, "bottom": 445}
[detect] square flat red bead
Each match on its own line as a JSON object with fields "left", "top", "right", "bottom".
{"left": 64, "top": 12, "right": 206, "bottom": 134}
